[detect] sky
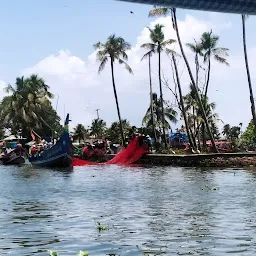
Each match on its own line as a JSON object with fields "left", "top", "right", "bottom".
{"left": 1, "top": 0, "right": 256, "bottom": 132}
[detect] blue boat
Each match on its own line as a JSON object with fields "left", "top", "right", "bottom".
{"left": 28, "top": 114, "right": 73, "bottom": 168}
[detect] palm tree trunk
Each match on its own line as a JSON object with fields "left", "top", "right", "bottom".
{"left": 110, "top": 58, "right": 125, "bottom": 146}
{"left": 149, "top": 55, "right": 157, "bottom": 143}
{"left": 204, "top": 58, "right": 211, "bottom": 97}
{"left": 242, "top": 14, "right": 256, "bottom": 128}
{"left": 158, "top": 46, "right": 167, "bottom": 148}
{"left": 202, "top": 122, "right": 206, "bottom": 151}
{"left": 172, "top": 53, "right": 196, "bottom": 150}
{"left": 195, "top": 54, "right": 199, "bottom": 87}
{"left": 197, "top": 120, "right": 201, "bottom": 151}
{"left": 172, "top": 8, "right": 218, "bottom": 153}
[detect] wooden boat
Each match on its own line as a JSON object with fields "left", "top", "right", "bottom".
{"left": 0, "top": 148, "right": 26, "bottom": 165}
{"left": 28, "top": 114, "right": 73, "bottom": 168}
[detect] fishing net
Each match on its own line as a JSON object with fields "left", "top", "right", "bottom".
{"left": 72, "top": 136, "right": 148, "bottom": 167}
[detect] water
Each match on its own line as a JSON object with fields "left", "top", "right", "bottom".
{"left": 1, "top": 165, "right": 256, "bottom": 255}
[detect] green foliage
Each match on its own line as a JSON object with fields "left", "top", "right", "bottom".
{"left": 49, "top": 251, "right": 59, "bottom": 256}
{"left": 106, "top": 119, "right": 131, "bottom": 143}
{"left": 222, "top": 124, "right": 241, "bottom": 140}
{"left": 240, "top": 120, "right": 256, "bottom": 148}
{"left": 73, "top": 124, "right": 88, "bottom": 143}
{"left": 0, "top": 75, "right": 61, "bottom": 138}
{"left": 142, "top": 92, "right": 177, "bottom": 132}
{"left": 96, "top": 222, "right": 109, "bottom": 231}
{"left": 90, "top": 119, "right": 106, "bottom": 138}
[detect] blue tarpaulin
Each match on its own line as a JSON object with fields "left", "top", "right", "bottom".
{"left": 169, "top": 132, "right": 189, "bottom": 142}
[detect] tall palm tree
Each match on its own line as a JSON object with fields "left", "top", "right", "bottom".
{"left": 142, "top": 93, "right": 177, "bottom": 136}
{"left": 141, "top": 49, "right": 157, "bottom": 142}
{"left": 141, "top": 24, "right": 176, "bottom": 147}
{"left": 186, "top": 39, "right": 203, "bottom": 87}
{"left": 241, "top": 14, "right": 256, "bottom": 128}
{"left": 171, "top": 54, "right": 196, "bottom": 151}
{"left": 90, "top": 118, "right": 106, "bottom": 138}
{"left": 149, "top": 7, "right": 218, "bottom": 152}
{"left": 94, "top": 35, "right": 133, "bottom": 146}
{"left": 200, "top": 31, "right": 229, "bottom": 97}
{"left": 73, "top": 124, "right": 88, "bottom": 144}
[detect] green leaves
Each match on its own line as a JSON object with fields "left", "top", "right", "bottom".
{"left": 96, "top": 222, "right": 109, "bottom": 231}
{"left": 94, "top": 35, "right": 133, "bottom": 75}
{"left": 77, "top": 251, "right": 89, "bottom": 256}
{"left": 0, "top": 74, "right": 61, "bottom": 138}
{"left": 49, "top": 251, "right": 59, "bottom": 256}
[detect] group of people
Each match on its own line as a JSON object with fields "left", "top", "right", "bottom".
{"left": 30, "top": 139, "right": 56, "bottom": 156}
{"left": 125, "top": 130, "right": 153, "bottom": 152}
{"left": 82, "top": 138, "right": 110, "bottom": 159}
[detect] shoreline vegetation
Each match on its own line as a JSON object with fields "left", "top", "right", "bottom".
{"left": 0, "top": 8, "right": 256, "bottom": 166}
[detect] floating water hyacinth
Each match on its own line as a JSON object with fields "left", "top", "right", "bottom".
{"left": 96, "top": 221, "right": 109, "bottom": 231}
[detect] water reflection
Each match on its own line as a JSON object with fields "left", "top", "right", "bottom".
{"left": 0, "top": 165, "right": 256, "bottom": 255}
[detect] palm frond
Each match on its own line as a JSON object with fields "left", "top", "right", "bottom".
{"left": 98, "top": 57, "right": 108, "bottom": 74}
{"left": 161, "top": 38, "right": 176, "bottom": 47}
{"left": 140, "top": 43, "right": 156, "bottom": 49}
{"left": 141, "top": 49, "right": 155, "bottom": 61}
{"left": 214, "top": 55, "right": 229, "bottom": 65}
{"left": 118, "top": 59, "right": 133, "bottom": 74}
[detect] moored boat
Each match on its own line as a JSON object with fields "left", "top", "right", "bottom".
{"left": 0, "top": 147, "right": 26, "bottom": 165}
{"left": 28, "top": 114, "right": 73, "bottom": 168}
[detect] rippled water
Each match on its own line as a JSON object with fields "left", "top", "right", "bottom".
{"left": 1, "top": 164, "right": 256, "bottom": 255}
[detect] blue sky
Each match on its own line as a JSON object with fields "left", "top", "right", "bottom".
{"left": 1, "top": 0, "right": 255, "bottom": 83}
{"left": 1, "top": 0, "right": 256, "bottom": 129}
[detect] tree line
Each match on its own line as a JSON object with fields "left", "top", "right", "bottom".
{"left": 93, "top": 7, "right": 256, "bottom": 152}
{"left": 0, "top": 7, "right": 255, "bottom": 152}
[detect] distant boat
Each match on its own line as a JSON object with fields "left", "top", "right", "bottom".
{"left": 0, "top": 148, "right": 26, "bottom": 165}
{"left": 28, "top": 114, "right": 73, "bottom": 168}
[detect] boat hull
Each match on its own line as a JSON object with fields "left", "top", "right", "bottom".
{"left": 1, "top": 155, "right": 26, "bottom": 165}
{"left": 29, "top": 131, "right": 73, "bottom": 168}
{"left": 29, "top": 153, "right": 72, "bottom": 168}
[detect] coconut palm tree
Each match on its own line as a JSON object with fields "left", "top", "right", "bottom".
{"left": 171, "top": 54, "right": 196, "bottom": 151}
{"left": 142, "top": 93, "right": 177, "bottom": 137}
{"left": 140, "top": 49, "right": 157, "bottom": 142}
{"left": 141, "top": 24, "right": 176, "bottom": 147}
{"left": 94, "top": 35, "right": 133, "bottom": 146}
{"left": 200, "top": 31, "right": 229, "bottom": 97}
{"left": 149, "top": 7, "right": 218, "bottom": 152}
{"left": 186, "top": 39, "right": 203, "bottom": 87}
{"left": 73, "top": 124, "right": 88, "bottom": 144}
{"left": 90, "top": 118, "right": 106, "bottom": 139}
{"left": 241, "top": 14, "right": 256, "bottom": 128}
{"left": 106, "top": 119, "right": 131, "bottom": 143}
{"left": 1, "top": 75, "right": 56, "bottom": 137}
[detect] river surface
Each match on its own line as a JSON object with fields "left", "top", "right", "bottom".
{"left": 1, "top": 165, "right": 256, "bottom": 255}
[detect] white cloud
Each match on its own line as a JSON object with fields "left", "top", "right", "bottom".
{"left": 19, "top": 14, "right": 255, "bottom": 132}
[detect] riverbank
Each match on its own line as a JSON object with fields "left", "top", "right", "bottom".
{"left": 105, "top": 152, "right": 256, "bottom": 167}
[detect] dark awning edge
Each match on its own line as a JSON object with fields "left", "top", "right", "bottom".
{"left": 117, "top": 0, "right": 256, "bottom": 15}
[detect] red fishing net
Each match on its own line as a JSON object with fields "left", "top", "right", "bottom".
{"left": 72, "top": 136, "right": 148, "bottom": 167}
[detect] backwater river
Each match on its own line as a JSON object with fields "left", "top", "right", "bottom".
{"left": 1, "top": 164, "right": 256, "bottom": 255}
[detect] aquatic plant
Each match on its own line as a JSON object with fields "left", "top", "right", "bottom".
{"left": 96, "top": 221, "right": 109, "bottom": 231}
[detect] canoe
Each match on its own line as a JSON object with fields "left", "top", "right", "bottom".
{"left": 28, "top": 114, "right": 73, "bottom": 168}
{"left": 0, "top": 150, "right": 26, "bottom": 165}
